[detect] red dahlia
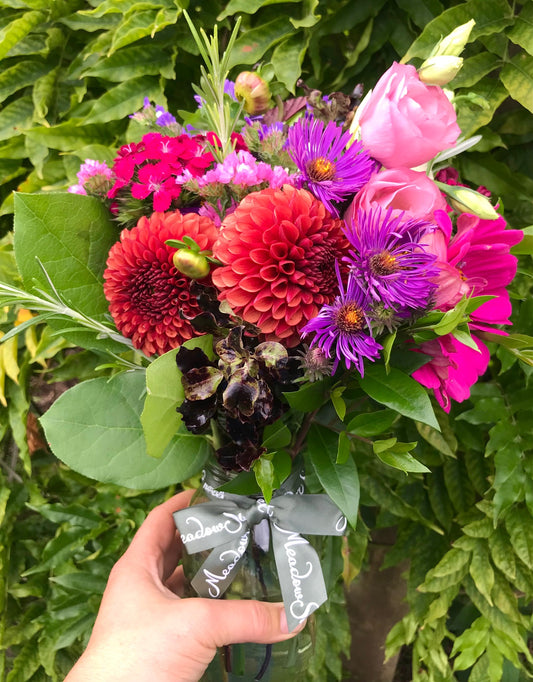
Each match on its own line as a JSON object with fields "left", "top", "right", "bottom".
{"left": 212, "top": 185, "right": 349, "bottom": 346}
{"left": 103, "top": 211, "right": 218, "bottom": 356}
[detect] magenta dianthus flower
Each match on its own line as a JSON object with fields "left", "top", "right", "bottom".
{"left": 300, "top": 263, "right": 382, "bottom": 376}
{"left": 286, "top": 116, "right": 375, "bottom": 215}
{"left": 344, "top": 207, "right": 438, "bottom": 312}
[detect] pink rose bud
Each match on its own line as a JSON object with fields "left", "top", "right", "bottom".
{"left": 347, "top": 167, "right": 447, "bottom": 224}
{"left": 356, "top": 63, "right": 461, "bottom": 169}
{"left": 234, "top": 71, "right": 270, "bottom": 115}
{"left": 172, "top": 249, "right": 210, "bottom": 279}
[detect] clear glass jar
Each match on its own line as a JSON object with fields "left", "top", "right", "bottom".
{"left": 181, "top": 461, "right": 316, "bottom": 682}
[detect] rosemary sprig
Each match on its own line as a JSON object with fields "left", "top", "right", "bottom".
{"left": 183, "top": 10, "right": 244, "bottom": 161}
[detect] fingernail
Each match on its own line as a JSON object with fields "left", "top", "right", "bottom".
{"left": 280, "top": 608, "right": 307, "bottom": 634}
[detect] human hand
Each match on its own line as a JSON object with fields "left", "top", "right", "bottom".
{"left": 64, "top": 490, "right": 304, "bottom": 682}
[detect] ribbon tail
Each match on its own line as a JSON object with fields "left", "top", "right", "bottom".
{"left": 190, "top": 530, "right": 251, "bottom": 600}
{"left": 271, "top": 524, "right": 327, "bottom": 633}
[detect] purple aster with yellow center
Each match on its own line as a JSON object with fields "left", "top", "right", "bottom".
{"left": 286, "top": 115, "right": 376, "bottom": 216}
{"left": 300, "top": 262, "right": 382, "bottom": 376}
{"left": 344, "top": 207, "right": 439, "bottom": 313}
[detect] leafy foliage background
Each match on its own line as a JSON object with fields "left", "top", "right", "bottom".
{"left": 0, "top": 0, "right": 533, "bottom": 680}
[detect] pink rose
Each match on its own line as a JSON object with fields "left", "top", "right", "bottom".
{"left": 347, "top": 168, "right": 447, "bottom": 224}
{"left": 358, "top": 63, "right": 461, "bottom": 169}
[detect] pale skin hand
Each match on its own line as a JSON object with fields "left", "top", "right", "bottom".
{"left": 64, "top": 490, "right": 304, "bottom": 682}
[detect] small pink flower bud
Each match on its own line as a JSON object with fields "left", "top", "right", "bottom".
{"left": 234, "top": 72, "right": 270, "bottom": 115}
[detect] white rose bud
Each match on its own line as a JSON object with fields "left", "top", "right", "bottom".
{"left": 418, "top": 56, "right": 464, "bottom": 86}
{"left": 450, "top": 188, "right": 499, "bottom": 220}
{"left": 434, "top": 19, "right": 476, "bottom": 57}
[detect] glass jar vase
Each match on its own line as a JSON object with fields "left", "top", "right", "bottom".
{"left": 179, "top": 461, "right": 316, "bottom": 682}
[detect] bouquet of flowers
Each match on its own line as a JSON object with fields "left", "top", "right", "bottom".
{"left": 0, "top": 13, "right": 527, "bottom": 681}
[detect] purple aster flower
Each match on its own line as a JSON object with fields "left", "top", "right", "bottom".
{"left": 155, "top": 105, "right": 177, "bottom": 127}
{"left": 286, "top": 115, "right": 376, "bottom": 216}
{"left": 344, "top": 207, "right": 439, "bottom": 312}
{"left": 300, "top": 262, "right": 382, "bottom": 376}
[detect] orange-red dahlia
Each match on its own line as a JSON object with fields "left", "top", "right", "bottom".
{"left": 212, "top": 185, "right": 349, "bottom": 346}
{"left": 103, "top": 211, "right": 218, "bottom": 356}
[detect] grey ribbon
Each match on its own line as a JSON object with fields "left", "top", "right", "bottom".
{"left": 173, "top": 471, "right": 347, "bottom": 632}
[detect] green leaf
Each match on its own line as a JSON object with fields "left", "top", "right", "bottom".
{"left": 376, "top": 448, "right": 430, "bottom": 474}
{"left": 271, "top": 32, "right": 309, "bottom": 94}
{"left": 488, "top": 528, "right": 516, "bottom": 581}
{"left": 109, "top": 8, "right": 181, "bottom": 55}
{"left": 0, "top": 59, "right": 51, "bottom": 101}
{"left": 336, "top": 430, "right": 350, "bottom": 464}
{"left": 330, "top": 386, "right": 346, "bottom": 421}
{"left": 82, "top": 45, "right": 175, "bottom": 81}
{"left": 23, "top": 120, "right": 120, "bottom": 151}
{"left": 456, "top": 78, "right": 508, "bottom": 138}
{"left": 501, "top": 51, "right": 533, "bottom": 114}
{"left": 469, "top": 550, "right": 494, "bottom": 605}
{"left": 40, "top": 372, "right": 210, "bottom": 489}
{"left": 403, "top": 0, "right": 513, "bottom": 61}
{"left": 506, "top": 507, "right": 533, "bottom": 567}
{"left": 507, "top": 3, "right": 533, "bottom": 57}
{"left": 444, "top": 458, "right": 475, "bottom": 514}
{"left": 451, "top": 52, "right": 501, "bottom": 89}
{"left": 283, "top": 379, "right": 330, "bottom": 412}
{"left": 416, "top": 421, "right": 456, "bottom": 457}
{"left": 345, "top": 409, "right": 398, "bottom": 437}
{"left": 0, "top": 95, "right": 34, "bottom": 142}
{"left": 228, "top": 17, "right": 293, "bottom": 69}
{"left": 141, "top": 337, "right": 213, "bottom": 458}
{"left": 0, "top": 9, "right": 46, "bottom": 60}
{"left": 307, "top": 424, "right": 359, "bottom": 527}
{"left": 359, "top": 364, "right": 439, "bottom": 430}
{"left": 84, "top": 77, "right": 161, "bottom": 124}
{"left": 218, "top": 0, "right": 300, "bottom": 20}
{"left": 253, "top": 456, "right": 275, "bottom": 503}
{"left": 14, "top": 193, "right": 116, "bottom": 320}
{"left": 262, "top": 420, "right": 291, "bottom": 450}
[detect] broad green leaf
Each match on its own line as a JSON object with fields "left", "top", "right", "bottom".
{"left": 218, "top": 0, "right": 300, "bottom": 20}
{"left": 346, "top": 409, "right": 398, "bottom": 437}
{"left": 32, "top": 65, "right": 59, "bottom": 124}
{"left": 40, "top": 371, "right": 210, "bottom": 489}
{"left": 456, "top": 78, "right": 508, "bottom": 138}
{"left": 359, "top": 364, "right": 439, "bottom": 430}
{"left": 109, "top": 8, "right": 180, "bottom": 55}
{"left": 416, "top": 422, "right": 456, "bottom": 457}
{"left": 507, "top": 2, "right": 533, "bottom": 56}
{"left": 14, "top": 192, "right": 116, "bottom": 320}
{"left": 506, "top": 507, "right": 533, "bottom": 567}
{"left": 428, "top": 467, "right": 454, "bottom": 530}
{"left": 272, "top": 32, "right": 309, "bottom": 94}
{"left": 469, "top": 550, "right": 494, "bottom": 605}
{"left": 444, "top": 458, "right": 475, "bottom": 514}
{"left": 49, "top": 572, "right": 107, "bottom": 594}
{"left": 376, "top": 448, "right": 430, "bottom": 474}
{"left": 228, "top": 18, "right": 293, "bottom": 69}
{"left": 451, "top": 53, "right": 501, "bottom": 89}
{"left": 403, "top": 0, "right": 513, "bottom": 61}
{"left": 0, "top": 59, "right": 51, "bottom": 101}
{"left": 27, "top": 503, "right": 102, "bottom": 528}
{"left": 262, "top": 420, "right": 292, "bottom": 450}
{"left": 290, "top": 0, "right": 321, "bottom": 29}
{"left": 82, "top": 45, "right": 175, "bottom": 81}
{"left": 283, "top": 379, "right": 330, "bottom": 412}
{"left": 0, "top": 9, "right": 45, "bottom": 60}
{"left": 330, "top": 386, "right": 346, "bottom": 421}
{"left": 394, "top": 0, "right": 444, "bottom": 29}
{"left": 488, "top": 528, "right": 516, "bottom": 581}
{"left": 307, "top": 424, "right": 359, "bottom": 527}
{"left": 23, "top": 120, "right": 120, "bottom": 151}
{"left": 336, "top": 430, "right": 350, "bottom": 464}
{"left": 253, "top": 456, "right": 275, "bottom": 503}
{"left": 501, "top": 52, "right": 533, "bottom": 114}
{"left": 141, "top": 336, "right": 214, "bottom": 458}
{"left": 84, "top": 77, "right": 161, "bottom": 124}
{"left": 0, "top": 95, "right": 34, "bottom": 142}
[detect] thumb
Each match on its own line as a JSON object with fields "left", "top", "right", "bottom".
{"left": 187, "top": 599, "right": 306, "bottom": 648}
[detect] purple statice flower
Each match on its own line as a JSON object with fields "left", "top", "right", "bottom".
{"left": 286, "top": 115, "right": 376, "bottom": 216}
{"left": 300, "top": 262, "right": 382, "bottom": 376}
{"left": 224, "top": 79, "right": 237, "bottom": 101}
{"left": 344, "top": 207, "right": 439, "bottom": 312}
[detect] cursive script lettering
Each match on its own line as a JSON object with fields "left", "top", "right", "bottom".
{"left": 203, "top": 482, "right": 225, "bottom": 499}
{"left": 181, "top": 511, "right": 246, "bottom": 545}
{"left": 274, "top": 524, "right": 317, "bottom": 622}
{"left": 204, "top": 531, "right": 250, "bottom": 597}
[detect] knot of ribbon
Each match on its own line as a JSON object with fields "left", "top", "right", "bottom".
{"left": 173, "top": 471, "right": 347, "bottom": 632}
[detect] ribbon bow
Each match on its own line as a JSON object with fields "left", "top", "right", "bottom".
{"left": 173, "top": 472, "right": 347, "bottom": 632}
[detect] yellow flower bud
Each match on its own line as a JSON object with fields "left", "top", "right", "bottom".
{"left": 434, "top": 19, "right": 475, "bottom": 57}
{"left": 418, "top": 56, "right": 463, "bottom": 86}
{"left": 450, "top": 188, "right": 499, "bottom": 220}
{"left": 172, "top": 250, "right": 210, "bottom": 279}
{"left": 234, "top": 71, "right": 270, "bottom": 115}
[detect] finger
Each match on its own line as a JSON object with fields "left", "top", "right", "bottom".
{"left": 165, "top": 565, "right": 186, "bottom": 596}
{"left": 183, "top": 599, "right": 306, "bottom": 648}
{"left": 125, "top": 489, "right": 195, "bottom": 580}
